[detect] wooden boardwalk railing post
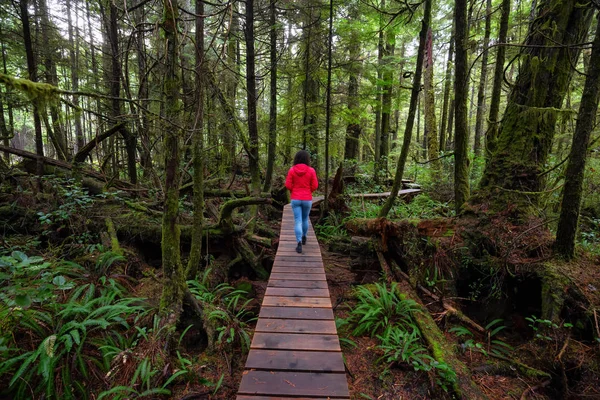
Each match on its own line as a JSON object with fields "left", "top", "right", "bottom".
{"left": 237, "top": 204, "right": 350, "bottom": 399}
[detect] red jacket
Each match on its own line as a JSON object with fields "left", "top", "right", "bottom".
{"left": 285, "top": 164, "right": 318, "bottom": 201}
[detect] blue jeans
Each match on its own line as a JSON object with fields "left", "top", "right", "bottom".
{"left": 291, "top": 200, "right": 312, "bottom": 243}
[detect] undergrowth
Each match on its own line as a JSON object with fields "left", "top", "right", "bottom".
{"left": 338, "top": 282, "right": 457, "bottom": 394}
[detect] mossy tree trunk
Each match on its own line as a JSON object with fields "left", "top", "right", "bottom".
{"left": 160, "top": 0, "right": 186, "bottom": 316}
{"left": 479, "top": 0, "right": 594, "bottom": 213}
{"left": 554, "top": 17, "right": 600, "bottom": 259}
{"left": 378, "top": 0, "right": 429, "bottom": 218}
{"left": 343, "top": 4, "right": 362, "bottom": 162}
{"left": 20, "top": 0, "right": 44, "bottom": 178}
{"left": 263, "top": 0, "right": 278, "bottom": 193}
{"left": 453, "top": 0, "right": 470, "bottom": 214}
{"left": 439, "top": 22, "right": 454, "bottom": 153}
{"left": 380, "top": 25, "right": 395, "bottom": 177}
{"left": 485, "top": 0, "right": 510, "bottom": 157}
{"left": 188, "top": 0, "right": 205, "bottom": 280}
{"left": 423, "top": 27, "right": 440, "bottom": 177}
{"left": 473, "top": 0, "right": 491, "bottom": 157}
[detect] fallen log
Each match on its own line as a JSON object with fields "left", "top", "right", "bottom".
{"left": 350, "top": 188, "right": 422, "bottom": 199}
{"left": 73, "top": 123, "right": 125, "bottom": 163}
{"left": 0, "top": 145, "right": 134, "bottom": 190}
{"left": 382, "top": 259, "right": 488, "bottom": 399}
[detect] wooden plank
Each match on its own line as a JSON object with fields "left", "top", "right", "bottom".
{"left": 271, "top": 267, "right": 325, "bottom": 274}
{"left": 238, "top": 370, "right": 348, "bottom": 397}
{"left": 275, "top": 256, "right": 323, "bottom": 263}
{"left": 265, "top": 287, "right": 329, "bottom": 298}
{"left": 268, "top": 273, "right": 326, "bottom": 281}
{"left": 272, "top": 261, "right": 324, "bottom": 268}
{"left": 238, "top": 396, "right": 349, "bottom": 400}
{"left": 251, "top": 332, "right": 341, "bottom": 351}
{"left": 255, "top": 318, "right": 336, "bottom": 334}
{"left": 259, "top": 306, "right": 333, "bottom": 320}
{"left": 267, "top": 280, "right": 328, "bottom": 289}
{"left": 269, "top": 269, "right": 325, "bottom": 276}
{"left": 244, "top": 349, "right": 345, "bottom": 372}
{"left": 262, "top": 296, "right": 331, "bottom": 307}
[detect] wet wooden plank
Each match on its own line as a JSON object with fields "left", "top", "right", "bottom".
{"left": 251, "top": 332, "right": 341, "bottom": 351}
{"left": 259, "top": 306, "right": 334, "bottom": 320}
{"left": 255, "top": 318, "right": 336, "bottom": 334}
{"left": 272, "top": 261, "right": 324, "bottom": 268}
{"left": 262, "top": 296, "right": 331, "bottom": 308}
{"left": 244, "top": 349, "right": 345, "bottom": 372}
{"left": 267, "top": 280, "right": 329, "bottom": 289}
{"left": 268, "top": 273, "right": 326, "bottom": 281}
{"left": 237, "top": 396, "right": 349, "bottom": 400}
{"left": 271, "top": 267, "right": 325, "bottom": 275}
{"left": 238, "top": 370, "right": 348, "bottom": 397}
{"left": 265, "top": 287, "right": 329, "bottom": 298}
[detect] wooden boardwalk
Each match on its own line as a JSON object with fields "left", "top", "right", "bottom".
{"left": 237, "top": 204, "right": 350, "bottom": 399}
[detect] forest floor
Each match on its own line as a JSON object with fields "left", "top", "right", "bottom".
{"left": 2, "top": 176, "right": 600, "bottom": 399}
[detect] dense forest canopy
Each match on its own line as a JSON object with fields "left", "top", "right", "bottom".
{"left": 1, "top": 0, "right": 600, "bottom": 398}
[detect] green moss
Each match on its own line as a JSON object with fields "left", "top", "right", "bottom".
{"left": 0, "top": 73, "right": 60, "bottom": 107}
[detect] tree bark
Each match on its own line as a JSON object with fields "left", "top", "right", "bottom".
{"left": 245, "top": 0, "right": 260, "bottom": 196}
{"left": 65, "top": 0, "right": 84, "bottom": 153}
{"left": 160, "top": 0, "right": 185, "bottom": 316}
{"left": 263, "top": 0, "right": 278, "bottom": 193}
{"left": 343, "top": 4, "right": 362, "bottom": 161}
{"left": 423, "top": 27, "right": 440, "bottom": 176}
{"left": 473, "top": 0, "right": 492, "bottom": 157}
{"left": 20, "top": 0, "right": 44, "bottom": 178}
{"left": 439, "top": 23, "right": 454, "bottom": 153}
{"left": 188, "top": 0, "right": 206, "bottom": 279}
{"left": 485, "top": 0, "right": 510, "bottom": 157}
{"left": 378, "top": 0, "right": 429, "bottom": 218}
{"left": 454, "top": 0, "right": 470, "bottom": 213}
{"left": 324, "top": 0, "right": 333, "bottom": 208}
{"left": 554, "top": 17, "right": 600, "bottom": 259}
{"left": 380, "top": 28, "right": 395, "bottom": 177}
{"left": 480, "top": 0, "right": 593, "bottom": 213}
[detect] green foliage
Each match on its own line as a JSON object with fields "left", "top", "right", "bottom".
{"left": 37, "top": 177, "right": 95, "bottom": 229}
{"left": 349, "top": 282, "right": 420, "bottom": 337}
{"left": 188, "top": 268, "right": 255, "bottom": 351}
{"left": 314, "top": 211, "right": 348, "bottom": 243}
{"left": 348, "top": 194, "right": 452, "bottom": 220}
{"left": 525, "top": 315, "right": 573, "bottom": 342}
{"left": 0, "top": 251, "right": 155, "bottom": 399}
{"left": 450, "top": 319, "right": 513, "bottom": 358}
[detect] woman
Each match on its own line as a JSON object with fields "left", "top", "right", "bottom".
{"left": 285, "top": 150, "right": 318, "bottom": 253}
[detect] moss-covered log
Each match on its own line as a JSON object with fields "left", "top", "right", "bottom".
{"left": 395, "top": 278, "right": 488, "bottom": 399}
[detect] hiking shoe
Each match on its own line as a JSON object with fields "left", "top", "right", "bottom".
{"left": 296, "top": 242, "right": 302, "bottom": 253}
{"left": 302, "top": 236, "right": 307, "bottom": 245}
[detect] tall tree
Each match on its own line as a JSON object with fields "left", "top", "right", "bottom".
{"left": 343, "top": 4, "right": 362, "bottom": 161}
{"left": 160, "top": 0, "right": 185, "bottom": 315}
{"left": 453, "top": 0, "right": 470, "bottom": 213}
{"left": 379, "top": 0, "right": 430, "bottom": 218}
{"left": 19, "top": 0, "right": 44, "bottom": 178}
{"left": 65, "top": 0, "right": 84, "bottom": 153}
{"left": 423, "top": 26, "right": 440, "bottom": 175}
{"left": 245, "top": 0, "right": 260, "bottom": 195}
{"left": 554, "top": 16, "right": 600, "bottom": 259}
{"left": 263, "top": 0, "right": 278, "bottom": 192}
{"left": 473, "top": 0, "right": 492, "bottom": 157}
{"left": 485, "top": 0, "right": 510, "bottom": 156}
{"left": 480, "top": 0, "right": 594, "bottom": 213}
{"left": 439, "top": 22, "right": 454, "bottom": 152}
{"left": 188, "top": 0, "right": 205, "bottom": 279}
{"left": 324, "top": 0, "right": 333, "bottom": 207}
{"left": 380, "top": 25, "right": 395, "bottom": 176}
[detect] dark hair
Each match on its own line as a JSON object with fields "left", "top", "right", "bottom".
{"left": 293, "top": 150, "right": 311, "bottom": 166}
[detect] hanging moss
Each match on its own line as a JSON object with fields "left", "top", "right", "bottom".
{"left": 0, "top": 73, "right": 60, "bottom": 107}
